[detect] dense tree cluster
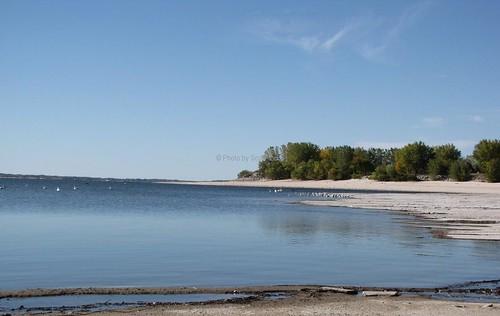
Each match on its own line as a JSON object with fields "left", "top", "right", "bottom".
{"left": 240, "top": 140, "right": 500, "bottom": 183}
{"left": 473, "top": 139, "right": 500, "bottom": 182}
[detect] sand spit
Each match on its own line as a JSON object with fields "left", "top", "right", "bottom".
{"left": 165, "top": 179, "right": 500, "bottom": 194}
{"left": 162, "top": 179, "right": 500, "bottom": 240}
{"left": 300, "top": 192, "right": 500, "bottom": 240}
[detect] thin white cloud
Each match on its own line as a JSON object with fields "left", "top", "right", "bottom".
{"left": 419, "top": 116, "right": 446, "bottom": 128}
{"left": 468, "top": 115, "right": 484, "bottom": 123}
{"left": 358, "top": 1, "right": 433, "bottom": 61}
{"left": 321, "top": 25, "right": 352, "bottom": 51}
{"left": 250, "top": 2, "right": 432, "bottom": 62}
{"left": 251, "top": 18, "right": 354, "bottom": 54}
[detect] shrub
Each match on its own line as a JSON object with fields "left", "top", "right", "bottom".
{"left": 352, "top": 148, "right": 373, "bottom": 176}
{"left": 473, "top": 140, "right": 500, "bottom": 171}
{"left": 430, "top": 144, "right": 461, "bottom": 178}
{"left": 283, "top": 142, "right": 320, "bottom": 166}
{"left": 371, "top": 164, "right": 404, "bottom": 181}
{"left": 449, "top": 159, "right": 471, "bottom": 181}
{"left": 427, "top": 159, "right": 442, "bottom": 180}
{"left": 259, "top": 159, "right": 289, "bottom": 180}
{"left": 433, "top": 144, "right": 461, "bottom": 163}
{"left": 485, "top": 159, "right": 500, "bottom": 183}
{"left": 464, "top": 156, "right": 480, "bottom": 173}
{"left": 395, "top": 141, "right": 433, "bottom": 178}
{"left": 331, "top": 146, "right": 354, "bottom": 180}
{"left": 371, "top": 165, "right": 390, "bottom": 181}
{"left": 237, "top": 170, "right": 254, "bottom": 179}
{"left": 290, "top": 162, "right": 307, "bottom": 180}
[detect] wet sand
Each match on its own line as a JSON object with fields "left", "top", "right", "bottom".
{"left": 41, "top": 289, "right": 499, "bottom": 316}
{"left": 163, "top": 179, "right": 500, "bottom": 240}
{"left": 301, "top": 192, "right": 500, "bottom": 240}
{"left": 93, "top": 297, "right": 498, "bottom": 316}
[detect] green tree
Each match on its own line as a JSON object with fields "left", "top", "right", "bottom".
{"left": 259, "top": 160, "right": 289, "bottom": 180}
{"left": 290, "top": 162, "right": 307, "bottom": 180}
{"left": 319, "top": 147, "right": 335, "bottom": 161}
{"left": 237, "top": 170, "right": 254, "bottom": 179}
{"left": 283, "top": 142, "right": 320, "bottom": 167}
{"left": 449, "top": 159, "right": 471, "bottom": 182}
{"left": 464, "top": 156, "right": 480, "bottom": 173}
{"left": 332, "top": 146, "right": 354, "bottom": 180}
{"left": 472, "top": 139, "right": 500, "bottom": 177}
{"left": 371, "top": 164, "right": 403, "bottom": 181}
{"left": 473, "top": 140, "right": 500, "bottom": 171}
{"left": 427, "top": 144, "right": 461, "bottom": 179}
{"left": 427, "top": 159, "right": 442, "bottom": 180}
{"left": 395, "top": 141, "right": 433, "bottom": 179}
{"left": 485, "top": 158, "right": 500, "bottom": 183}
{"left": 262, "top": 146, "right": 282, "bottom": 161}
{"left": 434, "top": 144, "right": 461, "bottom": 162}
{"left": 367, "top": 148, "right": 396, "bottom": 167}
{"left": 371, "top": 165, "right": 390, "bottom": 181}
{"left": 352, "top": 148, "right": 373, "bottom": 177}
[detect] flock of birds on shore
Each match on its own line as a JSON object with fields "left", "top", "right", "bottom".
{"left": 269, "top": 188, "right": 352, "bottom": 200}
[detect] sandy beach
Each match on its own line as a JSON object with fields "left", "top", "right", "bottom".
{"left": 61, "top": 290, "right": 499, "bottom": 316}
{"left": 168, "top": 179, "right": 500, "bottom": 194}
{"left": 4, "top": 286, "right": 496, "bottom": 316}
{"left": 163, "top": 179, "right": 500, "bottom": 240}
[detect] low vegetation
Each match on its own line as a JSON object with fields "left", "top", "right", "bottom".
{"left": 238, "top": 139, "right": 500, "bottom": 183}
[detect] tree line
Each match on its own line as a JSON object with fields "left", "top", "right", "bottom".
{"left": 238, "top": 139, "right": 500, "bottom": 183}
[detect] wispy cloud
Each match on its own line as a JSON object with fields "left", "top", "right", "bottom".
{"left": 417, "top": 116, "right": 446, "bottom": 128}
{"left": 250, "top": 1, "right": 432, "bottom": 62}
{"left": 321, "top": 26, "right": 352, "bottom": 51}
{"left": 468, "top": 115, "right": 484, "bottom": 123}
{"left": 359, "top": 1, "right": 433, "bottom": 61}
{"left": 251, "top": 18, "right": 354, "bottom": 53}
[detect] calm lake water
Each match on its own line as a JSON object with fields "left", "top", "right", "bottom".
{"left": 1, "top": 178, "right": 499, "bottom": 290}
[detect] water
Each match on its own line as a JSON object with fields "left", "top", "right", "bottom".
{"left": 1, "top": 178, "right": 500, "bottom": 290}
{"left": 0, "top": 293, "right": 250, "bottom": 313}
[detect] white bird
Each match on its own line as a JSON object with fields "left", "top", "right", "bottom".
{"left": 56, "top": 187, "right": 60, "bottom": 192}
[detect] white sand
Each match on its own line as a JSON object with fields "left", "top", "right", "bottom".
{"left": 301, "top": 193, "right": 500, "bottom": 240}
{"left": 162, "top": 179, "right": 500, "bottom": 240}
{"left": 90, "top": 295, "right": 500, "bottom": 316}
{"left": 167, "top": 179, "right": 500, "bottom": 194}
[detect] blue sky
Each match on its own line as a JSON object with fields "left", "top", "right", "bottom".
{"left": 1, "top": 0, "right": 499, "bottom": 180}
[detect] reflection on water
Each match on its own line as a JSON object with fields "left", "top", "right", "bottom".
{"left": 0, "top": 178, "right": 499, "bottom": 290}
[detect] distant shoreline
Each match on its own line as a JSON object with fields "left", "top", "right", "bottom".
{"left": 159, "top": 178, "right": 500, "bottom": 194}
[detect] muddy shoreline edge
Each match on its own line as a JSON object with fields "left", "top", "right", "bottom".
{"left": 2, "top": 280, "right": 500, "bottom": 299}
